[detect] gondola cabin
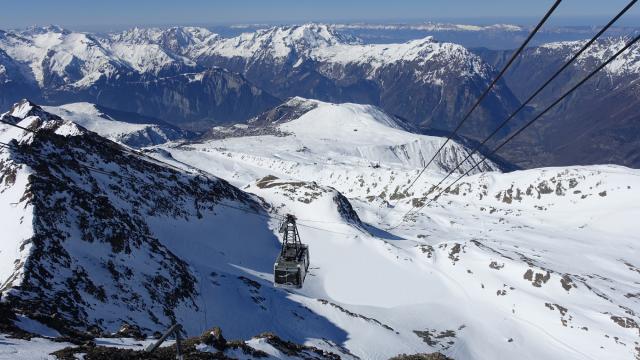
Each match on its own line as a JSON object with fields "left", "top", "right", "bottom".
{"left": 274, "top": 214, "right": 309, "bottom": 288}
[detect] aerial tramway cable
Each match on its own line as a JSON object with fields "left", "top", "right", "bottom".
{"left": 386, "top": 0, "right": 638, "bottom": 227}
{"left": 380, "top": 0, "right": 563, "bottom": 222}
{"left": 392, "top": 31, "right": 640, "bottom": 228}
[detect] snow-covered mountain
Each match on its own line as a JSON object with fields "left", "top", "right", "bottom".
{"left": 42, "top": 101, "right": 195, "bottom": 147}
{"left": 1, "top": 99, "right": 639, "bottom": 359}
{"left": 1, "top": 24, "right": 639, "bottom": 169}
{"left": 333, "top": 22, "right": 524, "bottom": 32}
{"left": 0, "top": 25, "right": 198, "bottom": 87}
{"left": 0, "top": 101, "right": 268, "bottom": 336}
{"left": 537, "top": 36, "right": 640, "bottom": 77}
{"left": 475, "top": 36, "right": 640, "bottom": 169}
{"left": 0, "top": 26, "right": 280, "bottom": 129}
{"left": 195, "top": 97, "right": 501, "bottom": 175}
{"left": 0, "top": 26, "right": 123, "bottom": 88}
{"left": 194, "top": 24, "right": 520, "bottom": 140}
{"left": 106, "top": 26, "right": 220, "bottom": 58}
{"left": 0, "top": 101, "right": 370, "bottom": 358}
{"left": 196, "top": 24, "right": 360, "bottom": 62}
{"left": 0, "top": 24, "right": 520, "bottom": 140}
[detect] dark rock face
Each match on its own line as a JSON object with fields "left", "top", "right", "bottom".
{"left": 200, "top": 327, "right": 227, "bottom": 350}
{"left": 0, "top": 104, "right": 263, "bottom": 336}
{"left": 389, "top": 353, "right": 453, "bottom": 360}
{"left": 41, "top": 69, "right": 281, "bottom": 131}
{"left": 51, "top": 329, "right": 342, "bottom": 359}
{"left": 473, "top": 38, "right": 640, "bottom": 169}
{"left": 0, "top": 48, "right": 41, "bottom": 111}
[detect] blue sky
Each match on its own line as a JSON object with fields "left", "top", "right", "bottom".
{"left": 1, "top": 0, "right": 638, "bottom": 30}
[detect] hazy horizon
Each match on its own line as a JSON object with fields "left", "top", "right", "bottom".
{"left": 3, "top": 16, "right": 640, "bottom": 34}
{"left": 1, "top": 0, "right": 639, "bottom": 32}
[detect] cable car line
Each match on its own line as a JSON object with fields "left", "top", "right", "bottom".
{"left": 393, "top": 32, "right": 640, "bottom": 228}
{"left": 386, "top": 0, "right": 637, "bottom": 227}
{"left": 379, "top": 0, "right": 563, "bottom": 222}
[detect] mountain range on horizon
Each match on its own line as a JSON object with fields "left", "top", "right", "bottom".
{"left": 0, "top": 23, "right": 638, "bottom": 170}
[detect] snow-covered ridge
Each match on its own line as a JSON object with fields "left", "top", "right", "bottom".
{"left": 199, "top": 23, "right": 360, "bottom": 60}
{"left": 537, "top": 36, "right": 640, "bottom": 76}
{"left": 0, "top": 26, "right": 124, "bottom": 87}
{"left": 0, "top": 99, "right": 192, "bottom": 147}
{"left": 0, "top": 23, "right": 492, "bottom": 90}
{"left": 312, "top": 36, "right": 489, "bottom": 82}
{"left": 0, "top": 25, "right": 201, "bottom": 88}
{"left": 0, "top": 100, "right": 279, "bottom": 339}
{"left": 1, "top": 23, "right": 638, "bottom": 92}
{"left": 105, "top": 26, "right": 220, "bottom": 59}
{"left": 333, "top": 22, "right": 524, "bottom": 32}
{"left": 198, "top": 24, "right": 490, "bottom": 83}
{"left": 43, "top": 102, "right": 194, "bottom": 147}
{"left": 1, "top": 98, "right": 63, "bottom": 125}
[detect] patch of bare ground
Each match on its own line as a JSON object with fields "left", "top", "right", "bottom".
{"left": 50, "top": 327, "right": 340, "bottom": 359}
{"left": 389, "top": 353, "right": 452, "bottom": 360}
{"left": 610, "top": 316, "right": 640, "bottom": 336}
{"left": 545, "top": 303, "right": 573, "bottom": 327}
{"left": 413, "top": 329, "right": 457, "bottom": 350}
{"left": 523, "top": 269, "right": 551, "bottom": 287}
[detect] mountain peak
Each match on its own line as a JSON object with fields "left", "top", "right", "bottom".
{"left": 538, "top": 36, "right": 640, "bottom": 76}
{"left": 211, "top": 23, "right": 360, "bottom": 60}
{"left": 1, "top": 99, "right": 88, "bottom": 137}
{"left": 279, "top": 23, "right": 359, "bottom": 45}
{"left": 4, "top": 98, "right": 57, "bottom": 120}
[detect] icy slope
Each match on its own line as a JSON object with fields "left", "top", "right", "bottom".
{"left": 42, "top": 101, "right": 194, "bottom": 147}
{"left": 206, "top": 164, "right": 640, "bottom": 359}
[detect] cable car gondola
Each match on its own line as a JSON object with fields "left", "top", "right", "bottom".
{"left": 274, "top": 214, "right": 309, "bottom": 288}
